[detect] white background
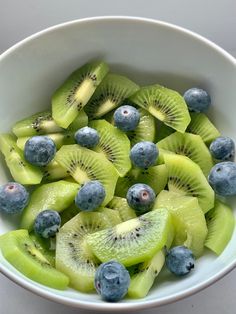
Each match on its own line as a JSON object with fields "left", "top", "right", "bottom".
{"left": 0, "top": 0, "right": 236, "bottom": 313}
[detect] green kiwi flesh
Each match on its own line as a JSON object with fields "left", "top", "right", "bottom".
{"left": 52, "top": 61, "right": 109, "bottom": 128}
{"left": 87, "top": 208, "right": 172, "bottom": 266}
{"left": 128, "top": 250, "right": 165, "bottom": 298}
{"left": 187, "top": 113, "right": 221, "bottom": 145}
{"left": 21, "top": 180, "right": 79, "bottom": 230}
{"left": 97, "top": 207, "right": 122, "bottom": 226}
{"left": 0, "top": 133, "right": 43, "bottom": 185}
{"left": 157, "top": 132, "right": 214, "bottom": 176}
{"left": 205, "top": 200, "right": 235, "bottom": 255}
{"left": 84, "top": 73, "right": 139, "bottom": 119}
{"left": 164, "top": 153, "right": 215, "bottom": 213}
{"left": 89, "top": 119, "right": 131, "bottom": 177}
{"left": 0, "top": 229, "right": 69, "bottom": 290}
{"left": 107, "top": 196, "right": 137, "bottom": 221}
{"left": 30, "top": 233, "right": 55, "bottom": 266}
{"left": 55, "top": 145, "right": 119, "bottom": 205}
{"left": 42, "top": 160, "right": 69, "bottom": 181}
{"left": 154, "top": 190, "right": 208, "bottom": 257}
{"left": 56, "top": 211, "right": 111, "bottom": 292}
{"left": 129, "top": 85, "right": 191, "bottom": 133}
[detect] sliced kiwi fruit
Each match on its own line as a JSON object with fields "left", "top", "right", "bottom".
{"left": 205, "top": 200, "right": 235, "bottom": 255}
{"left": 107, "top": 196, "right": 137, "bottom": 221}
{"left": 84, "top": 73, "right": 139, "bottom": 119}
{"left": 115, "top": 165, "right": 168, "bottom": 197}
{"left": 129, "top": 85, "right": 191, "bottom": 133}
{"left": 187, "top": 113, "right": 221, "bottom": 145}
{"left": 52, "top": 61, "right": 109, "bottom": 128}
{"left": 89, "top": 119, "right": 131, "bottom": 177}
{"left": 21, "top": 180, "right": 79, "bottom": 230}
{"left": 56, "top": 211, "right": 111, "bottom": 292}
{"left": 164, "top": 153, "right": 215, "bottom": 213}
{"left": 42, "top": 160, "right": 69, "bottom": 181}
{"left": 0, "top": 229, "right": 69, "bottom": 290}
{"left": 29, "top": 233, "right": 55, "bottom": 266}
{"left": 128, "top": 250, "right": 165, "bottom": 298}
{"left": 87, "top": 208, "right": 172, "bottom": 266}
{"left": 157, "top": 132, "right": 214, "bottom": 176}
{"left": 0, "top": 133, "right": 43, "bottom": 185}
{"left": 155, "top": 190, "right": 208, "bottom": 257}
{"left": 97, "top": 207, "right": 122, "bottom": 226}
{"left": 55, "top": 144, "right": 119, "bottom": 205}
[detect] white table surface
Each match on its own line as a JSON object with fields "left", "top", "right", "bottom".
{"left": 0, "top": 1, "right": 235, "bottom": 313}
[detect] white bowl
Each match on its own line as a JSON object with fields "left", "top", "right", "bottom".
{"left": 0, "top": 16, "right": 236, "bottom": 312}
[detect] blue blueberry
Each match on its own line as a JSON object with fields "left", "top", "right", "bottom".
{"left": 75, "top": 181, "right": 106, "bottom": 211}
{"left": 34, "top": 209, "right": 61, "bottom": 238}
{"left": 0, "top": 182, "right": 29, "bottom": 214}
{"left": 95, "top": 260, "right": 130, "bottom": 302}
{"left": 75, "top": 127, "right": 99, "bottom": 148}
{"left": 130, "top": 141, "right": 158, "bottom": 169}
{"left": 209, "top": 136, "right": 235, "bottom": 161}
{"left": 114, "top": 105, "right": 140, "bottom": 132}
{"left": 183, "top": 88, "right": 211, "bottom": 112}
{"left": 126, "top": 183, "right": 155, "bottom": 215}
{"left": 208, "top": 161, "right": 236, "bottom": 196}
{"left": 24, "top": 136, "right": 56, "bottom": 166}
{"left": 166, "top": 246, "right": 195, "bottom": 276}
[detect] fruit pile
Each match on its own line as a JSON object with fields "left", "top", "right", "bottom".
{"left": 0, "top": 61, "right": 235, "bottom": 302}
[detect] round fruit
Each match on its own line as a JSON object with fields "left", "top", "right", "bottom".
{"left": 24, "top": 136, "right": 56, "bottom": 166}
{"left": 34, "top": 209, "right": 61, "bottom": 238}
{"left": 94, "top": 260, "right": 130, "bottom": 302}
{"left": 209, "top": 136, "right": 235, "bottom": 161}
{"left": 114, "top": 105, "right": 140, "bottom": 132}
{"left": 166, "top": 246, "right": 195, "bottom": 276}
{"left": 126, "top": 183, "right": 155, "bottom": 215}
{"left": 0, "top": 182, "right": 29, "bottom": 214}
{"left": 208, "top": 161, "right": 236, "bottom": 196}
{"left": 75, "top": 181, "right": 106, "bottom": 211}
{"left": 130, "top": 141, "right": 158, "bottom": 169}
{"left": 183, "top": 88, "right": 211, "bottom": 112}
{"left": 74, "top": 126, "right": 99, "bottom": 148}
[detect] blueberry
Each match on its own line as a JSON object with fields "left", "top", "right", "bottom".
{"left": 95, "top": 260, "right": 130, "bottom": 302}
{"left": 75, "top": 181, "right": 106, "bottom": 211}
{"left": 0, "top": 182, "right": 29, "bottom": 214}
{"left": 208, "top": 161, "right": 236, "bottom": 196}
{"left": 126, "top": 183, "right": 155, "bottom": 215}
{"left": 34, "top": 209, "right": 61, "bottom": 238}
{"left": 130, "top": 141, "right": 158, "bottom": 169}
{"left": 114, "top": 105, "right": 140, "bottom": 132}
{"left": 183, "top": 88, "right": 211, "bottom": 112}
{"left": 209, "top": 136, "right": 235, "bottom": 161}
{"left": 166, "top": 246, "right": 195, "bottom": 276}
{"left": 75, "top": 127, "right": 99, "bottom": 148}
{"left": 24, "top": 136, "right": 56, "bottom": 166}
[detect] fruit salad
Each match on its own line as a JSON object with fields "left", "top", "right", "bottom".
{"left": 0, "top": 61, "right": 235, "bottom": 302}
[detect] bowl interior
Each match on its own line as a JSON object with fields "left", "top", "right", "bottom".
{"left": 0, "top": 17, "right": 236, "bottom": 310}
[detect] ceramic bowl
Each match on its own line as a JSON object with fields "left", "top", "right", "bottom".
{"left": 0, "top": 16, "right": 236, "bottom": 311}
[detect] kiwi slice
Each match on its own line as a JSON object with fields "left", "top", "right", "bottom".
{"left": 157, "top": 132, "right": 214, "bottom": 176}
{"left": 55, "top": 145, "right": 119, "bottom": 205}
{"left": 155, "top": 190, "right": 208, "bottom": 257}
{"left": 52, "top": 61, "right": 109, "bottom": 128}
{"left": 30, "top": 233, "right": 55, "bottom": 266}
{"left": 128, "top": 250, "right": 165, "bottom": 298}
{"left": 0, "top": 133, "right": 43, "bottom": 185}
{"left": 56, "top": 211, "right": 111, "bottom": 292}
{"left": 107, "top": 196, "right": 137, "bottom": 221}
{"left": 164, "top": 153, "right": 214, "bottom": 213}
{"left": 87, "top": 208, "right": 172, "bottom": 266}
{"left": 89, "top": 120, "right": 131, "bottom": 177}
{"left": 84, "top": 73, "right": 139, "bottom": 119}
{"left": 0, "top": 229, "right": 69, "bottom": 290}
{"left": 205, "top": 200, "right": 235, "bottom": 255}
{"left": 115, "top": 165, "right": 168, "bottom": 198}
{"left": 21, "top": 180, "right": 79, "bottom": 230}
{"left": 187, "top": 113, "right": 221, "bottom": 145}
{"left": 129, "top": 85, "right": 191, "bottom": 133}
{"left": 98, "top": 207, "right": 122, "bottom": 226}
{"left": 42, "top": 160, "right": 69, "bottom": 181}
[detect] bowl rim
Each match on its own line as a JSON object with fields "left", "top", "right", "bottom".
{"left": 0, "top": 15, "right": 236, "bottom": 311}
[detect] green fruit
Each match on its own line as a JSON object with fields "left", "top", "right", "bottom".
{"left": 107, "top": 196, "right": 137, "bottom": 221}
{"left": 30, "top": 233, "right": 55, "bottom": 266}
{"left": 97, "top": 207, "right": 122, "bottom": 226}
